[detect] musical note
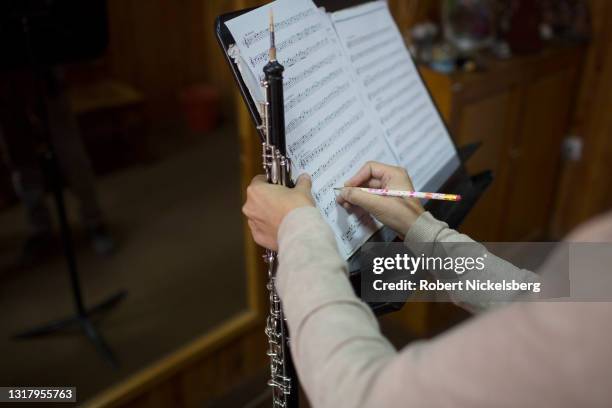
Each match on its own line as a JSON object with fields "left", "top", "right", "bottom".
{"left": 349, "top": 35, "right": 395, "bottom": 63}
{"left": 374, "top": 79, "right": 417, "bottom": 113}
{"left": 285, "top": 53, "right": 337, "bottom": 90}
{"left": 288, "top": 96, "right": 358, "bottom": 155}
{"left": 311, "top": 124, "right": 371, "bottom": 181}
{"left": 250, "top": 23, "right": 323, "bottom": 67}
{"left": 283, "top": 38, "right": 329, "bottom": 69}
{"left": 285, "top": 68, "right": 343, "bottom": 111}
{"left": 241, "top": 8, "right": 317, "bottom": 48}
{"left": 314, "top": 138, "right": 384, "bottom": 204}
{"left": 286, "top": 82, "right": 350, "bottom": 134}
{"left": 332, "top": 1, "right": 458, "bottom": 191}
{"left": 356, "top": 46, "right": 402, "bottom": 75}
{"left": 296, "top": 110, "right": 364, "bottom": 168}
{"left": 226, "top": 0, "right": 402, "bottom": 259}
{"left": 346, "top": 26, "right": 392, "bottom": 49}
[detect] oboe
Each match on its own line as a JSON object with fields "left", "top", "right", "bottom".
{"left": 259, "top": 10, "right": 299, "bottom": 408}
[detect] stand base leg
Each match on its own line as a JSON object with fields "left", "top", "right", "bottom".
{"left": 13, "top": 290, "right": 127, "bottom": 368}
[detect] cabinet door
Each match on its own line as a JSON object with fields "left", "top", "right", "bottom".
{"left": 453, "top": 89, "right": 520, "bottom": 241}
{"left": 501, "top": 69, "right": 575, "bottom": 241}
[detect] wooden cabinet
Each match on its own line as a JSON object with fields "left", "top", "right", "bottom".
{"left": 420, "top": 45, "right": 584, "bottom": 241}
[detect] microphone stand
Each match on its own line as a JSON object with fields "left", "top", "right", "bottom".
{"left": 11, "top": 10, "right": 126, "bottom": 368}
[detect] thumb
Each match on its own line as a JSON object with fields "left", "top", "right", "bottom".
{"left": 294, "top": 173, "right": 312, "bottom": 192}
{"left": 341, "top": 187, "right": 383, "bottom": 213}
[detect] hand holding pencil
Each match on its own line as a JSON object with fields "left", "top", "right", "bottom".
{"left": 336, "top": 162, "right": 430, "bottom": 238}
{"left": 334, "top": 188, "right": 461, "bottom": 202}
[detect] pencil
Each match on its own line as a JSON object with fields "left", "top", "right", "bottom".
{"left": 334, "top": 187, "right": 462, "bottom": 202}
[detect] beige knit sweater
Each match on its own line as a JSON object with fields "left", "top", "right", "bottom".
{"left": 276, "top": 207, "right": 612, "bottom": 408}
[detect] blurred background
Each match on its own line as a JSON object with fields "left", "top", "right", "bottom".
{"left": 0, "top": 0, "right": 610, "bottom": 407}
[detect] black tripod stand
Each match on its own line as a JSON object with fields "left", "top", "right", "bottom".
{"left": 9, "top": 8, "right": 126, "bottom": 368}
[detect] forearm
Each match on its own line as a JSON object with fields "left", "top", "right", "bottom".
{"left": 277, "top": 207, "right": 396, "bottom": 408}
{"left": 404, "top": 212, "right": 539, "bottom": 312}
{"left": 275, "top": 208, "right": 569, "bottom": 408}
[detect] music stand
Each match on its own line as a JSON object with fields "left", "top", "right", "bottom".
{"left": 3, "top": 1, "right": 126, "bottom": 367}
{"left": 215, "top": 2, "right": 493, "bottom": 316}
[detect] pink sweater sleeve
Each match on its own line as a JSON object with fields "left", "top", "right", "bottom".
{"left": 276, "top": 207, "right": 612, "bottom": 408}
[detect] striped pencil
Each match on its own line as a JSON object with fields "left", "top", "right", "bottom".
{"left": 334, "top": 187, "right": 462, "bottom": 202}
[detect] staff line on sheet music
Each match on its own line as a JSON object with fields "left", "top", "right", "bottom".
{"left": 375, "top": 80, "right": 417, "bottom": 113}
{"left": 350, "top": 35, "right": 396, "bottom": 63}
{"left": 409, "top": 143, "right": 453, "bottom": 187}
{"left": 311, "top": 124, "right": 371, "bottom": 181}
{"left": 286, "top": 82, "right": 351, "bottom": 134}
{"left": 285, "top": 67, "right": 343, "bottom": 111}
{"left": 363, "top": 55, "right": 407, "bottom": 87}
{"left": 346, "top": 26, "right": 393, "bottom": 49}
{"left": 241, "top": 8, "right": 316, "bottom": 48}
{"left": 367, "top": 70, "right": 414, "bottom": 101}
{"left": 389, "top": 103, "right": 428, "bottom": 139}
{"left": 315, "top": 142, "right": 384, "bottom": 203}
{"left": 297, "top": 110, "right": 364, "bottom": 168}
{"left": 250, "top": 23, "right": 323, "bottom": 66}
{"left": 317, "top": 151, "right": 385, "bottom": 217}
{"left": 285, "top": 53, "right": 337, "bottom": 90}
{"left": 356, "top": 46, "right": 404, "bottom": 75}
{"left": 388, "top": 109, "right": 427, "bottom": 138}
{"left": 332, "top": 3, "right": 388, "bottom": 24}
{"left": 400, "top": 127, "right": 445, "bottom": 165}
{"left": 380, "top": 91, "right": 421, "bottom": 124}
{"left": 289, "top": 96, "right": 358, "bottom": 154}
{"left": 282, "top": 37, "right": 329, "bottom": 69}
{"left": 404, "top": 134, "right": 450, "bottom": 178}
{"left": 342, "top": 209, "right": 377, "bottom": 244}
{"left": 401, "top": 126, "right": 442, "bottom": 162}
{"left": 314, "top": 144, "right": 385, "bottom": 209}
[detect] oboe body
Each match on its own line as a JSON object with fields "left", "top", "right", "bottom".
{"left": 259, "top": 11, "right": 298, "bottom": 408}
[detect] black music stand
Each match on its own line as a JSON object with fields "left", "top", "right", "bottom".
{"left": 215, "top": 2, "right": 493, "bottom": 316}
{"left": 4, "top": 1, "right": 126, "bottom": 367}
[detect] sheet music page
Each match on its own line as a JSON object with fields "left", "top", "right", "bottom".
{"left": 226, "top": 0, "right": 399, "bottom": 259}
{"left": 331, "top": 1, "right": 459, "bottom": 191}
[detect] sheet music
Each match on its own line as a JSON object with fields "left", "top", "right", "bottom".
{"left": 226, "top": 0, "right": 399, "bottom": 259}
{"left": 331, "top": 1, "right": 458, "bottom": 190}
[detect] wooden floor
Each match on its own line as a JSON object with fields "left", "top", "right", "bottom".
{"left": 0, "top": 131, "right": 249, "bottom": 402}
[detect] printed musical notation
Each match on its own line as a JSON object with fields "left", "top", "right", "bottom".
{"left": 356, "top": 46, "right": 402, "bottom": 75}
{"left": 288, "top": 96, "right": 358, "bottom": 155}
{"left": 286, "top": 82, "right": 350, "bottom": 133}
{"left": 350, "top": 36, "right": 396, "bottom": 64}
{"left": 296, "top": 110, "right": 364, "bottom": 169}
{"left": 226, "top": 0, "right": 398, "bottom": 259}
{"left": 346, "top": 26, "right": 392, "bottom": 50}
{"left": 374, "top": 79, "right": 416, "bottom": 113}
{"left": 241, "top": 8, "right": 317, "bottom": 48}
{"left": 250, "top": 23, "right": 324, "bottom": 67}
{"left": 285, "top": 53, "right": 337, "bottom": 90}
{"left": 285, "top": 67, "right": 343, "bottom": 111}
{"left": 311, "top": 124, "right": 371, "bottom": 181}
{"left": 315, "top": 136, "right": 382, "bottom": 206}
{"left": 331, "top": 1, "right": 458, "bottom": 191}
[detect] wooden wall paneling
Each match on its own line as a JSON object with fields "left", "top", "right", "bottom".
{"left": 105, "top": 0, "right": 238, "bottom": 119}
{"left": 501, "top": 69, "right": 577, "bottom": 240}
{"left": 452, "top": 88, "right": 521, "bottom": 241}
{"left": 551, "top": 0, "right": 612, "bottom": 235}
